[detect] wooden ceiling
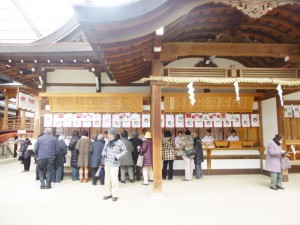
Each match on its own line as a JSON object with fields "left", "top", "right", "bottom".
{"left": 1, "top": 0, "right": 300, "bottom": 94}
{"left": 73, "top": 0, "right": 300, "bottom": 85}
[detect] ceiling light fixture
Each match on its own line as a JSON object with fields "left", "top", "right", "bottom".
{"left": 31, "top": 68, "right": 35, "bottom": 72}
{"left": 86, "top": 59, "right": 90, "bottom": 63}
{"left": 284, "top": 56, "right": 289, "bottom": 62}
{"left": 154, "top": 47, "right": 161, "bottom": 52}
{"left": 73, "top": 59, "right": 77, "bottom": 63}
{"left": 39, "top": 76, "right": 44, "bottom": 85}
{"left": 20, "top": 59, "right": 24, "bottom": 63}
{"left": 156, "top": 27, "right": 164, "bottom": 35}
{"left": 47, "top": 60, "right": 50, "bottom": 63}
{"left": 34, "top": 60, "right": 37, "bottom": 63}
{"left": 8, "top": 59, "right": 12, "bottom": 63}
{"left": 60, "top": 59, "right": 63, "bottom": 63}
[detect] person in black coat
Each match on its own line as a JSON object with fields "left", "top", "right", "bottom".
{"left": 68, "top": 130, "right": 80, "bottom": 181}
{"left": 192, "top": 133, "right": 204, "bottom": 179}
{"left": 90, "top": 134, "right": 105, "bottom": 185}
{"left": 55, "top": 135, "right": 67, "bottom": 183}
{"left": 129, "top": 130, "right": 143, "bottom": 181}
{"left": 19, "top": 138, "right": 32, "bottom": 171}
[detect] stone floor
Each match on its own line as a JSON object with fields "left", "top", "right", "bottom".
{"left": 1, "top": 159, "right": 300, "bottom": 225}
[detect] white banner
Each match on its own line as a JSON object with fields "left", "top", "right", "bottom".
{"left": 242, "top": 114, "right": 250, "bottom": 127}
{"left": 165, "top": 114, "right": 175, "bottom": 128}
{"left": 112, "top": 114, "right": 121, "bottom": 128}
{"left": 121, "top": 113, "right": 131, "bottom": 128}
{"left": 142, "top": 114, "right": 150, "bottom": 128}
{"left": 44, "top": 114, "right": 53, "bottom": 127}
{"left": 102, "top": 114, "right": 112, "bottom": 128}
{"left": 175, "top": 114, "right": 184, "bottom": 128}
{"left": 251, "top": 114, "right": 260, "bottom": 127}
{"left": 185, "top": 113, "right": 193, "bottom": 128}
{"left": 131, "top": 113, "right": 141, "bottom": 128}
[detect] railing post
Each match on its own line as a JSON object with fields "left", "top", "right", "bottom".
{"left": 3, "top": 93, "right": 9, "bottom": 130}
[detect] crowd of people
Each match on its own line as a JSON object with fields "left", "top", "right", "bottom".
{"left": 17, "top": 127, "right": 288, "bottom": 202}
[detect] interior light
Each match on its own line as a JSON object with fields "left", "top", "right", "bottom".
{"left": 34, "top": 60, "right": 37, "bottom": 63}
{"left": 8, "top": 59, "right": 12, "bottom": 63}
{"left": 20, "top": 59, "right": 24, "bottom": 63}
{"left": 31, "top": 68, "right": 35, "bottom": 72}
{"left": 47, "top": 60, "right": 50, "bottom": 63}
{"left": 73, "top": 59, "right": 77, "bottom": 63}
{"left": 156, "top": 27, "right": 164, "bottom": 36}
{"left": 60, "top": 59, "right": 64, "bottom": 63}
{"left": 86, "top": 59, "right": 90, "bottom": 63}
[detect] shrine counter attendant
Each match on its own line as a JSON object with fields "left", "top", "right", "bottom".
{"left": 227, "top": 129, "right": 239, "bottom": 141}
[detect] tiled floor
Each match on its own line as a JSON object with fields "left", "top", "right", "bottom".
{"left": 1, "top": 160, "right": 300, "bottom": 225}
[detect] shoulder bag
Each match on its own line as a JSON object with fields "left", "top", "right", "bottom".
{"left": 281, "top": 157, "right": 291, "bottom": 169}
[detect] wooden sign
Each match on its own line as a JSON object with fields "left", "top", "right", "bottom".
{"left": 48, "top": 95, "right": 143, "bottom": 113}
{"left": 164, "top": 94, "right": 254, "bottom": 113}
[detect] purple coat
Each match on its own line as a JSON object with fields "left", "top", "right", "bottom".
{"left": 265, "top": 140, "right": 282, "bottom": 173}
{"left": 140, "top": 139, "right": 153, "bottom": 167}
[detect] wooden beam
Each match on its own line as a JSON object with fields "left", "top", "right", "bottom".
{"left": 144, "top": 43, "right": 300, "bottom": 62}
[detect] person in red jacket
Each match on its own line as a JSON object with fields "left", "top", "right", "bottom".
{"left": 140, "top": 132, "right": 153, "bottom": 185}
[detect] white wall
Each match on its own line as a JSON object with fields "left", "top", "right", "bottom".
{"left": 261, "top": 97, "right": 277, "bottom": 148}
{"left": 48, "top": 69, "right": 95, "bottom": 83}
{"left": 165, "top": 57, "right": 246, "bottom": 68}
{"left": 284, "top": 91, "right": 300, "bottom": 100}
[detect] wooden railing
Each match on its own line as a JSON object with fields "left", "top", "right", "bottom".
{"left": 0, "top": 116, "right": 34, "bottom": 131}
{"left": 165, "top": 67, "right": 300, "bottom": 79}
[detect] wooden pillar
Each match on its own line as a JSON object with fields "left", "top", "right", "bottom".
{"left": 3, "top": 93, "right": 9, "bottom": 130}
{"left": 151, "top": 59, "right": 163, "bottom": 193}
{"left": 33, "top": 97, "right": 42, "bottom": 138}
{"left": 20, "top": 110, "right": 26, "bottom": 130}
{"left": 151, "top": 84, "right": 162, "bottom": 193}
{"left": 276, "top": 96, "right": 284, "bottom": 135}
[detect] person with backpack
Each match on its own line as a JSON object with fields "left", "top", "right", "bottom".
{"left": 182, "top": 130, "right": 195, "bottom": 181}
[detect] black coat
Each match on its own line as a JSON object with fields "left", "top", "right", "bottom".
{"left": 56, "top": 140, "right": 67, "bottom": 167}
{"left": 90, "top": 140, "right": 105, "bottom": 168}
{"left": 194, "top": 138, "right": 204, "bottom": 164}
{"left": 68, "top": 135, "right": 80, "bottom": 168}
{"left": 129, "top": 137, "right": 143, "bottom": 163}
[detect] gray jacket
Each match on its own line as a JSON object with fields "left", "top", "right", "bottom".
{"left": 102, "top": 139, "right": 127, "bottom": 167}
{"left": 35, "top": 134, "right": 59, "bottom": 160}
{"left": 120, "top": 139, "right": 134, "bottom": 166}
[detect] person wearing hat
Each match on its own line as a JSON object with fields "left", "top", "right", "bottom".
{"left": 102, "top": 127, "right": 127, "bottom": 202}
{"left": 34, "top": 128, "right": 59, "bottom": 189}
{"left": 140, "top": 132, "right": 153, "bottom": 185}
{"left": 129, "top": 130, "right": 143, "bottom": 181}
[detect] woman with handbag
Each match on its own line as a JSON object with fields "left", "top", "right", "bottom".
{"left": 182, "top": 130, "right": 195, "bottom": 181}
{"left": 265, "top": 134, "right": 286, "bottom": 190}
{"left": 140, "top": 132, "right": 153, "bottom": 185}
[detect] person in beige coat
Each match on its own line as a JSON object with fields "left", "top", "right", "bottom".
{"left": 76, "top": 130, "right": 92, "bottom": 183}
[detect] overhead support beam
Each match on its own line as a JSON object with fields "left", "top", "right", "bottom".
{"left": 153, "top": 27, "right": 164, "bottom": 59}
{"left": 143, "top": 42, "right": 300, "bottom": 62}
{"left": 92, "top": 44, "right": 114, "bottom": 81}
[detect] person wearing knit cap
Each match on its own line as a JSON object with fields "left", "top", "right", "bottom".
{"left": 102, "top": 127, "right": 127, "bottom": 202}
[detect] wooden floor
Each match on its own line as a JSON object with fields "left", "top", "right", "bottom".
{"left": 1, "top": 160, "right": 300, "bottom": 225}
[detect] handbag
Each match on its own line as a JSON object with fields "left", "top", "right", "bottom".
{"left": 136, "top": 154, "right": 144, "bottom": 167}
{"left": 281, "top": 157, "right": 291, "bottom": 169}
{"left": 183, "top": 148, "right": 197, "bottom": 158}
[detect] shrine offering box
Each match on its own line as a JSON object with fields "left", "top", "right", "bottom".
{"left": 229, "top": 141, "right": 243, "bottom": 148}
{"left": 243, "top": 141, "right": 254, "bottom": 147}
{"left": 215, "top": 140, "right": 228, "bottom": 148}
